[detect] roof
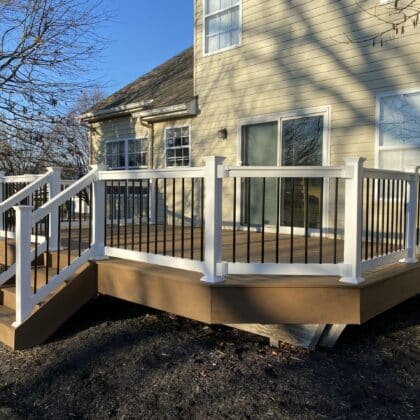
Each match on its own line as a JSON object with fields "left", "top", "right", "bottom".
{"left": 89, "top": 47, "right": 194, "bottom": 115}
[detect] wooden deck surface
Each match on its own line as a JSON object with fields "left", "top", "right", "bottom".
{"left": 99, "top": 224, "right": 344, "bottom": 264}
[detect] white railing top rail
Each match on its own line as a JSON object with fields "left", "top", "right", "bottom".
{"left": 32, "top": 167, "right": 97, "bottom": 225}
{"left": 98, "top": 166, "right": 206, "bottom": 181}
{"left": 3, "top": 174, "right": 43, "bottom": 183}
{"left": 222, "top": 165, "right": 347, "bottom": 179}
{"left": 363, "top": 167, "right": 418, "bottom": 181}
{"left": 0, "top": 169, "right": 52, "bottom": 214}
{"left": 61, "top": 179, "right": 76, "bottom": 186}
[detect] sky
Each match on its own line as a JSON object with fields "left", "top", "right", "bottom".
{"left": 94, "top": 0, "right": 194, "bottom": 95}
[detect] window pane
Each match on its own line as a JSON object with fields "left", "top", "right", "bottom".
{"left": 206, "top": 0, "right": 239, "bottom": 14}
{"left": 281, "top": 116, "right": 323, "bottom": 166}
{"left": 206, "top": 34, "right": 219, "bottom": 53}
{"left": 379, "top": 92, "right": 420, "bottom": 147}
{"left": 379, "top": 148, "right": 420, "bottom": 171}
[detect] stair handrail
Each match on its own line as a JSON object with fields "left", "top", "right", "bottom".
{"left": 0, "top": 168, "right": 62, "bottom": 287}
{"left": 12, "top": 166, "right": 101, "bottom": 326}
{"left": 0, "top": 168, "right": 57, "bottom": 216}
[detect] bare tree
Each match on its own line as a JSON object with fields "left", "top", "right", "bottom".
{"left": 334, "top": 0, "right": 420, "bottom": 46}
{"left": 0, "top": 0, "right": 108, "bottom": 174}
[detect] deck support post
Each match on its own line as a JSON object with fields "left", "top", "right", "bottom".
{"left": 91, "top": 165, "right": 108, "bottom": 260}
{"left": 47, "top": 167, "right": 62, "bottom": 251}
{"left": 201, "top": 156, "right": 226, "bottom": 284}
{"left": 0, "top": 171, "right": 5, "bottom": 231}
{"left": 12, "top": 205, "right": 33, "bottom": 327}
{"left": 402, "top": 166, "right": 419, "bottom": 263}
{"left": 340, "top": 157, "right": 366, "bottom": 284}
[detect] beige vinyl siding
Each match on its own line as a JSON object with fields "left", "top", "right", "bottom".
{"left": 193, "top": 0, "right": 420, "bottom": 167}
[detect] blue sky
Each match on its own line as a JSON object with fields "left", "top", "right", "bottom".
{"left": 95, "top": 0, "right": 194, "bottom": 95}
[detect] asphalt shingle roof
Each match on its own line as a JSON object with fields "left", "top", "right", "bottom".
{"left": 91, "top": 47, "right": 194, "bottom": 113}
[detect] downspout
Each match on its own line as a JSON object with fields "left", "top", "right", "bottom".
{"left": 140, "top": 118, "right": 155, "bottom": 169}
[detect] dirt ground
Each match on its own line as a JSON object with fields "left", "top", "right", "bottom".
{"left": 0, "top": 295, "right": 418, "bottom": 419}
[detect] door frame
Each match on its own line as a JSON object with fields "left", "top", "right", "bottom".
{"left": 235, "top": 106, "right": 331, "bottom": 234}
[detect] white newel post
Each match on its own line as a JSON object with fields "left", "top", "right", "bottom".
{"left": 340, "top": 157, "right": 366, "bottom": 284}
{"left": 13, "top": 205, "right": 33, "bottom": 327}
{"left": 0, "top": 171, "right": 5, "bottom": 232}
{"left": 91, "top": 165, "right": 107, "bottom": 260}
{"left": 47, "top": 167, "right": 62, "bottom": 251}
{"left": 403, "top": 166, "right": 419, "bottom": 263}
{"left": 201, "top": 156, "right": 225, "bottom": 284}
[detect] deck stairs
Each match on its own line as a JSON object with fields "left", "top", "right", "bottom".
{"left": 0, "top": 245, "right": 96, "bottom": 349}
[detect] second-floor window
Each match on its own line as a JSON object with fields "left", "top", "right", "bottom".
{"left": 105, "top": 138, "right": 148, "bottom": 170}
{"left": 204, "top": 0, "right": 241, "bottom": 54}
{"left": 377, "top": 90, "right": 420, "bottom": 171}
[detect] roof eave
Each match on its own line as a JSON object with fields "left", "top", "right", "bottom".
{"left": 132, "top": 98, "right": 198, "bottom": 122}
{"left": 79, "top": 100, "right": 154, "bottom": 123}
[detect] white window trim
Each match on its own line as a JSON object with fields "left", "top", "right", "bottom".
{"left": 105, "top": 137, "right": 149, "bottom": 170}
{"left": 164, "top": 125, "right": 192, "bottom": 168}
{"left": 375, "top": 87, "right": 420, "bottom": 169}
{"left": 202, "top": 0, "right": 242, "bottom": 57}
{"left": 235, "top": 106, "right": 332, "bottom": 230}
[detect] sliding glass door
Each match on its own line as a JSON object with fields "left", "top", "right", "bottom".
{"left": 241, "top": 113, "right": 326, "bottom": 228}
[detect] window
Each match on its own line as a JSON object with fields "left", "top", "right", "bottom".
{"left": 105, "top": 138, "right": 148, "bottom": 169}
{"left": 165, "top": 126, "right": 191, "bottom": 167}
{"left": 377, "top": 91, "right": 420, "bottom": 171}
{"left": 204, "top": 0, "right": 241, "bottom": 54}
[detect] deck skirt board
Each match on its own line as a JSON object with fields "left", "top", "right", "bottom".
{"left": 96, "top": 257, "right": 420, "bottom": 326}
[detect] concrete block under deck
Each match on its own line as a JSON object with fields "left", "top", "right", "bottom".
{"left": 97, "top": 258, "right": 420, "bottom": 326}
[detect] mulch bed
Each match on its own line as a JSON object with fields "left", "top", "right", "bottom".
{"left": 0, "top": 295, "right": 418, "bottom": 419}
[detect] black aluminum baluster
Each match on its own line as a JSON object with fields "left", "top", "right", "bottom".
{"left": 276, "top": 178, "right": 280, "bottom": 264}
{"left": 290, "top": 179, "right": 295, "bottom": 264}
{"left": 333, "top": 178, "right": 339, "bottom": 264}
{"left": 124, "top": 180, "right": 128, "bottom": 250}
{"left": 261, "top": 178, "right": 266, "bottom": 264}
{"left": 155, "top": 179, "right": 159, "bottom": 254}
{"left": 304, "top": 178, "right": 309, "bottom": 264}
{"left": 172, "top": 179, "right": 176, "bottom": 257}
{"left": 67, "top": 199, "right": 72, "bottom": 265}
{"left": 319, "top": 179, "right": 324, "bottom": 264}
{"left": 163, "top": 179, "right": 167, "bottom": 256}
{"left": 110, "top": 180, "right": 114, "bottom": 248}
{"left": 247, "top": 178, "right": 251, "bottom": 263}
{"left": 78, "top": 192, "right": 82, "bottom": 257}
{"left": 200, "top": 178, "right": 204, "bottom": 262}
{"left": 131, "top": 180, "right": 135, "bottom": 251}
{"left": 146, "top": 180, "right": 150, "bottom": 253}
{"left": 191, "top": 178, "right": 194, "bottom": 260}
{"left": 371, "top": 178, "right": 375, "bottom": 259}
{"left": 181, "top": 178, "right": 185, "bottom": 258}
{"left": 365, "top": 178, "right": 370, "bottom": 260}
{"left": 233, "top": 178, "right": 237, "bottom": 263}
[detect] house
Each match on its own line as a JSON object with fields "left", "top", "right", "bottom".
{"left": 0, "top": 0, "right": 419, "bottom": 350}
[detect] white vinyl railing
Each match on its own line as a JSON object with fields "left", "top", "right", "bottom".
{"left": 4, "top": 157, "right": 419, "bottom": 326}
{"left": 0, "top": 168, "right": 61, "bottom": 286}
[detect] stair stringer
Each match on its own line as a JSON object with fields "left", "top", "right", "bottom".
{"left": 12, "top": 262, "right": 98, "bottom": 350}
